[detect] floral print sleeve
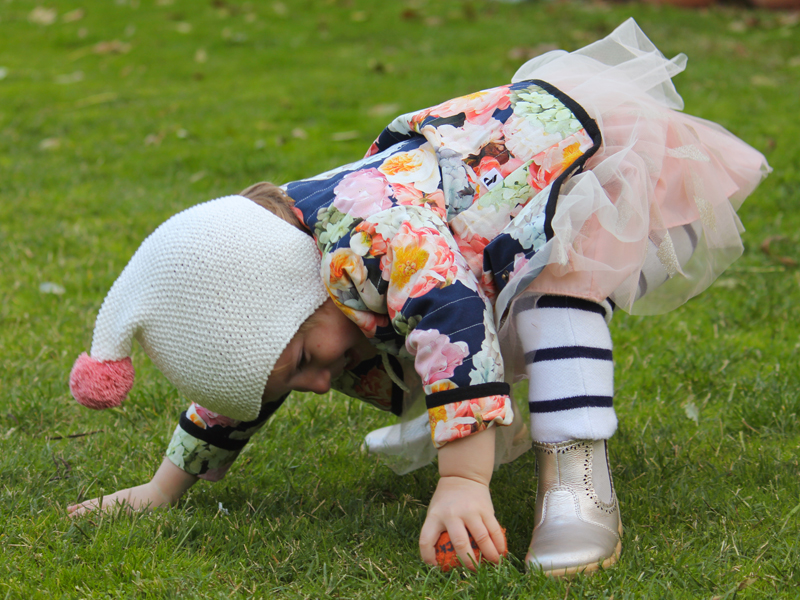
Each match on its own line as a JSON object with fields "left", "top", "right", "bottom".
{"left": 285, "top": 80, "right": 601, "bottom": 449}
{"left": 166, "top": 397, "right": 286, "bottom": 481}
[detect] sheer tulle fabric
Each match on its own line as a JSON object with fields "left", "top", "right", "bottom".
{"left": 497, "top": 18, "right": 769, "bottom": 323}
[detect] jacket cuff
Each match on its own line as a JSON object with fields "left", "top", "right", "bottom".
{"left": 426, "top": 388, "right": 514, "bottom": 449}
{"left": 166, "top": 425, "right": 240, "bottom": 481}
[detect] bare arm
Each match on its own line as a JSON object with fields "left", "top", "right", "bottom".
{"left": 67, "top": 457, "right": 198, "bottom": 516}
{"left": 418, "top": 427, "right": 507, "bottom": 569}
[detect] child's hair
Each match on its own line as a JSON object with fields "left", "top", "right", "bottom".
{"left": 240, "top": 182, "right": 307, "bottom": 234}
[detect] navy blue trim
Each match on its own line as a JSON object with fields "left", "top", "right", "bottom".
{"left": 528, "top": 395, "right": 613, "bottom": 413}
{"left": 178, "top": 394, "right": 288, "bottom": 451}
{"left": 526, "top": 346, "right": 613, "bottom": 365}
{"left": 426, "top": 382, "right": 510, "bottom": 410}
{"left": 387, "top": 354, "right": 405, "bottom": 417}
{"left": 522, "top": 80, "right": 603, "bottom": 241}
{"left": 535, "top": 295, "right": 608, "bottom": 316}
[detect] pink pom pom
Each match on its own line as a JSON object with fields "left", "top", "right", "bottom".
{"left": 69, "top": 353, "right": 134, "bottom": 410}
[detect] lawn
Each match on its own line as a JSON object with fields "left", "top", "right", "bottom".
{"left": 1, "top": 0, "right": 799, "bottom": 598}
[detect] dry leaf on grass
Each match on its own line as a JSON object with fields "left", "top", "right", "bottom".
{"left": 94, "top": 40, "right": 132, "bottom": 55}
{"left": 760, "top": 235, "right": 798, "bottom": 267}
{"left": 29, "top": 7, "right": 57, "bottom": 26}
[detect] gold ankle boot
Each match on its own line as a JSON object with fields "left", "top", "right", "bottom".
{"left": 526, "top": 440, "right": 622, "bottom": 577}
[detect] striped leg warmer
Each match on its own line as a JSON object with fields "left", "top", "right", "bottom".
{"left": 514, "top": 295, "right": 618, "bottom": 443}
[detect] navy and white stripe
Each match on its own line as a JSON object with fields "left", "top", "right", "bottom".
{"left": 514, "top": 294, "right": 617, "bottom": 442}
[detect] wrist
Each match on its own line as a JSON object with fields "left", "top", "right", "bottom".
{"left": 437, "top": 427, "right": 496, "bottom": 485}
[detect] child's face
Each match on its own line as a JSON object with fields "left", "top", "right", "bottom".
{"left": 263, "top": 298, "right": 374, "bottom": 402}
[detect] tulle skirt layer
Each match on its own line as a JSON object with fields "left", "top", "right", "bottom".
{"left": 499, "top": 18, "right": 770, "bottom": 319}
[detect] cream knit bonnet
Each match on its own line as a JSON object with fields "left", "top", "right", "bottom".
{"left": 69, "top": 195, "right": 328, "bottom": 421}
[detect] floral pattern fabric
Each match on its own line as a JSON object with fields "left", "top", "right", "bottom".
{"left": 287, "top": 80, "right": 600, "bottom": 449}
{"left": 165, "top": 80, "right": 600, "bottom": 475}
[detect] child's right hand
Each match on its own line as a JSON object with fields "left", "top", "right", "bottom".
{"left": 419, "top": 427, "right": 506, "bottom": 570}
{"left": 67, "top": 457, "right": 198, "bottom": 517}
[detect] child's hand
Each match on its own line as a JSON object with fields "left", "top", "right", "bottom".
{"left": 67, "top": 481, "right": 173, "bottom": 516}
{"left": 419, "top": 475, "right": 506, "bottom": 570}
{"left": 67, "top": 457, "right": 198, "bottom": 517}
{"left": 419, "top": 427, "right": 505, "bottom": 570}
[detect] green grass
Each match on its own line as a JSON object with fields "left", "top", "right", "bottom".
{"left": 2, "top": 0, "right": 799, "bottom": 597}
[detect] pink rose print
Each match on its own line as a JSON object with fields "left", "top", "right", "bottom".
{"left": 429, "top": 395, "right": 512, "bottom": 448}
{"left": 392, "top": 183, "right": 447, "bottom": 220}
{"left": 427, "top": 86, "right": 511, "bottom": 126}
{"left": 479, "top": 270, "right": 498, "bottom": 304}
{"left": 454, "top": 231, "right": 490, "bottom": 278}
{"left": 194, "top": 404, "right": 240, "bottom": 428}
{"left": 384, "top": 222, "right": 459, "bottom": 316}
{"left": 332, "top": 168, "right": 394, "bottom": 219}
{"left": 406, "top": 328, "right": 469, "bottom": 387}
{"left": 527, "top": 132, "right": 590, "bottom": 192}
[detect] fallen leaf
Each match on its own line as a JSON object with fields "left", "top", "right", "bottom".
{"left": 728, "top": 20, "right": 747, "bottom": 33}
{"left": 144, "top": 132, "right": 165, "bottom": 146}
{"left": 39, "top": 138, "right": 61, "bottom": 150}
{"left": 788, "top": 56, "right": 800, "bottom": 68}
{"left": 368, "top": 103, "right": 400, "bottom": 117}
{"left": 738, "top": 577, "right": 757, "bottom": 591}
{"left": 29, "top": 7, "right": 57, "bottom": 26}
{"left": 176, "top": 129, "right": 189, "bottom": 139}
{"left": 351, "top": 11, "right": 368, "bottom": 22}
{"left": 93, "top": 40, "right": 132, "bottom": 55}
{"left": 62, "top": 8, "right": 85, "bottom": 23}
{"left": 0, "top": 67, "right": 8, "bottom": 81}
{"left": 684, "top": 402, "right": 699, "bottom": 425}
{"left": 176, "top": 22, "right": 192, "bottom": 34}
{"left": 189, "top": 171, "right": 206, "bottom": 183}
{"left": 75, "top": 92, "right": 118, "bottom": 107}
{"left": 273, "top": 2, "right": 288, "bottom": 15}
{"left": 39, "top": 282, "right": 65, "bottom": 294}
{"left": 760, "top": 235, "right": 798, "bottom": 266}
{"left": 292, "top": 128, "right": 308, "bottom": 139}
{"left": 751, "top": 75, "right": 778, "bottom": 87}
{"left": 713, "top": 277, "right": 742, "bottom": 289}
{"left": 331, "top": 131, "right": 359, "bottom": 142}
{"left": 55, "top": 71, "right": 84, "bottom": 85}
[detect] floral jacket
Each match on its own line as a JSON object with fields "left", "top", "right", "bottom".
{"left": 166, "top": 80, "right": 602, "bottom": 480}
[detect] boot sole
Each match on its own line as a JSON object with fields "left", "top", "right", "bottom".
{"left": 530, "top": 520, "right": 624, "bottom": 578}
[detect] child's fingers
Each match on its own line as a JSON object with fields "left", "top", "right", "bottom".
{"left": 486, "top": 517, "right": 507, "bottom": 557}
{"left": 445, "top": 520, "right": 480, "bottom": 571}
{"left": 464, "top": 518, "right": 500, "bottom": 565}
{"left": 418, "top": 518, "right": 444, "bottom": 565}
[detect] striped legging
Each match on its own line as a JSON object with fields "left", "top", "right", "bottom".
{"left": 514, "top": 295, "right": 617, "bottom": 443}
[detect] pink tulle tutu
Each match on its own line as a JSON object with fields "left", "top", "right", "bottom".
{"left": 495, "top": 18, "right": 770, "bottom": 322}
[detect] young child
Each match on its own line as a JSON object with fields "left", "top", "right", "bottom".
{"left": 67, "top": 19, "right": 769, "bottom": 576}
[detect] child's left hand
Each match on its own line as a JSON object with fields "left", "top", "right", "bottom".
{"left": 419, "top": 474, "right": 506, "bottom": 570}
{"left": 418, "top": 427, "right": 506, "bottom": 570}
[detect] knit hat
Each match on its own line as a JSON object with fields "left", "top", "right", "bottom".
{"left": 69, "top": 195, "right": 328, "bottom": 421}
